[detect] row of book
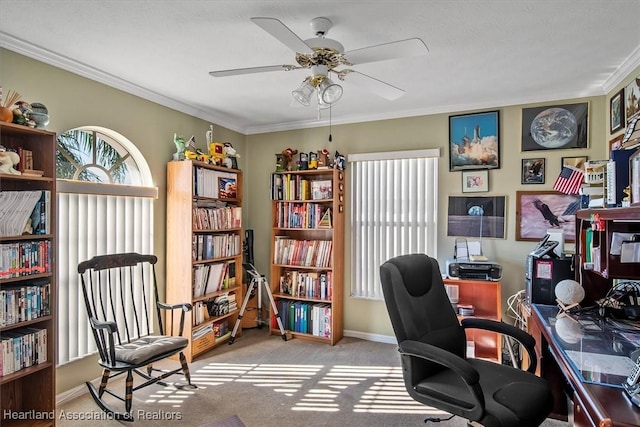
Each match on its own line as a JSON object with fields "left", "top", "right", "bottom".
{"left": 273, "top": 237, "right": 332, "bottom": 268}
{"left": 1, "top": 327, "right": 47, "bottom": 377}
{"left": 274, "top": 299, "right": 332, "bottom": 338}
{"left": 193, "top": 167, "right": 238, "bottom": 199}
{"left": 0, "top": 282, "right": 50, "bottom": 327}
{"left": 0, "top": 190, "right": 51, "bottom": 237}
{"left": 270, "top": 174, "right": 333, "bottom": 201}
{"left": 0, "top": 240, "right": 52, "bottom": 279}
{"left": 193, "top": 205, "right": 242, "bottom": 230}
{"left": 275, "top": 202, "right": 332, "bottom": 229}
{"left": 192, "top": 233, "right": 241, "bottom": 261}
{"left": 193, "top": 262, "right": 234, "bottom": 298}
{"left": 279, "top": 270, "right": 333, "bottom": 300}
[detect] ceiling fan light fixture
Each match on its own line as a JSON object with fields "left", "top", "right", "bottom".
{"left": 292, "top": 79, "right": 315, "bottom": 106}
{"left": 319, "top": 77, "right": 343, "bottom": 104}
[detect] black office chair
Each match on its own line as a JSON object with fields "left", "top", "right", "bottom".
{"left": 380, "top": 253, "right": 553, "bottom": 427}
{"left": 79, "top": 253, "right": 195, "bottom": 421}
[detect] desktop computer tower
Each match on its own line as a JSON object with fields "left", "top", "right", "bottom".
{"left": 525, "top": 255, "right": 574, "bottom": 306}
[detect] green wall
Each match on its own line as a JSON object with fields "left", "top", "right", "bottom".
{"left": 2, "top": 47, "right": 638, "bottom": 395}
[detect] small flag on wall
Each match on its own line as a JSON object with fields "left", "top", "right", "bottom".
{"left": 553, "top": 166, "right": 583, "bottom": 194}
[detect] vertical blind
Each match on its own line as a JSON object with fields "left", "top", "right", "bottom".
{"left": 57, "top": 189, "right": 153, "bottom": 364}
{"left": 349, "top": 150, "right": 439, "bottom": 299}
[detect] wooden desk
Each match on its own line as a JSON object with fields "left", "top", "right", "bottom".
{"left": 530, "top": 304, "right": 640, "bottom": 427}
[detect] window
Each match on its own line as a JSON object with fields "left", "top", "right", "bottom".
{"left": 349, "top": 149, "right": 439, "bottom": 299}
{"left": 56, "top": 126, "right": 157, "bottom": 365}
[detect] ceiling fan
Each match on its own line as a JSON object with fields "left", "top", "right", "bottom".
{"left": 209, "top": 17, "right": 429, "bottom": 108}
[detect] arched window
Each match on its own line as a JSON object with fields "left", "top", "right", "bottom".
{"left": 56, "top": 126, "right": 157, "bottom": 365}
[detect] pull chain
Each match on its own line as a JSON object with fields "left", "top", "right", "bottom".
{"left": 328, "top": 104, "right": 333, "bottom": 142}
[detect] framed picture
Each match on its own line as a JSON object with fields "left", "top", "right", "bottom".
{"left": 447, "top": 195, "right": 506, "bottom": 239}
{"left": 610, "top": 88, "right": 625, "bottom": 134}
{"left": 515, "top": 191, "right": 581, "bottom": 242}
{"left": 561, "top": 155, "right": 588, "bottom": 169}
{"left": 462, "top": 170, "right": 489, "bottom": 192}
{"left": 626, "top": 75, "right": 640, "bottom": 123}
{"left": 609, "top": 134, "right": 624, "bottom": 156}
{"left": 521, "top": 158, "right": 545, "bottom": 184}
{"left": 218, "top": 177, "right": 237, "bottom": 199}
{"left": 449, "top": 110, "right": 500, "bottom": 171}
{"left": 521, "top": 102, "right": 589, "bottom": 151}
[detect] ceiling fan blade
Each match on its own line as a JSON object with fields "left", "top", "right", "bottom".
{"left": 209, "top": 65, "right": 295, "bottom": 77}
{"left": 343, "top": 38, "right": 428, "bottom": 65}
{"left": 342, "top": 70, "right": 405, "bottom": 100}
{"left": 251, "top": 17, "right": 314, "bottom": 54}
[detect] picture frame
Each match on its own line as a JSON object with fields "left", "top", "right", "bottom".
{"left": 521, "top": 102, "right": 589, "bottom": 151}
{"left": 218, "top": 177, "right": 237, "bottom": 199}
{"left": 626, "top": 75, "right": 640, "bottom": 123}
{"left": 515, "top": 191, "right": 581, "bottom": 242}
{"left": 561, "top": 155, "right": 588, "bottom": 169}
{"left": 447, "top": 195, "right": 506, "bottom": 239}
{"left": 609, "top": 134, "right": 624, "bottom": 156}
{"left": 610, "top": 88, "right": 625, "bottom": 134}
{"left": 461, "top": 170, "right": 489, "bottom": 192}
{"left": 449, "top": 110, "right": 500, "bottom": 171}
{"left": 521, "top": 158, "right": 545, "bottom": 184}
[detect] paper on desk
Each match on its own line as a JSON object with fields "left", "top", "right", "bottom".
{"left": 565, "top": 350, "right": 636, "bottom": 377}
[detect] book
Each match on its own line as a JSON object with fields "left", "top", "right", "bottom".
{"left": 311, "top": 180, "right": 332, "bottom": 200}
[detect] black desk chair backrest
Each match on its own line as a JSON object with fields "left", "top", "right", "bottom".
{"left": 78, "top": 252, "right": 194, "bottom": 421}
{"left": 380, "top": 253, "right": 554, "bottom": 427}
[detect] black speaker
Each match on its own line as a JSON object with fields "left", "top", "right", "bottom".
{"left": 243, "top": 229, "right": 254, "bottom": 265}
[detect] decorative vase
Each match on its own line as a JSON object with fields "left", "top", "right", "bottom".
{"left": 0, "top": 107, "right": 13, "bottom": 123}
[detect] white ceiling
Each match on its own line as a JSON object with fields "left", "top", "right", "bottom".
{"left": 1, "top": 1, "right": 639, "bottom": 135}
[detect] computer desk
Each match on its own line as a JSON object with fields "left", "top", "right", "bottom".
{"left": 529, "top": 304, "right": 640, "bottom": 427}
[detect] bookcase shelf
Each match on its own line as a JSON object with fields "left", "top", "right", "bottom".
{"left": 269, "top": 169, "right": 344, "bottom": 345}
{"left": 166, "top": 160, "right": 243, "bottom": 362}
{"left": 0, "top": 122, "right": 57, "bottom": 426}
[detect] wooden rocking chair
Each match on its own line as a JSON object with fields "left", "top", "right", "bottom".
{"left": 78, "top": 253, "right": 195, "bottom": 421}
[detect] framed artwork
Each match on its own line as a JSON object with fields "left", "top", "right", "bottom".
{"left": 521, "top": 102, "right": 589, "bottom": 151}
{"left": 521, "top": 158, "right": 545, "bottom": 184}
{"left": 626, "top": 75, "right": 640, "bottom": 123}
{"left": 515, "top": 191, "right": 581, "bottom": 242}
{"left": 610, "top": 88, "right": 625, "bottom": 134}
{"left": 609, "top": 134, "right": 624, "bottom": 156}
{"left": 462, "top": 170, "right": 489, "bottom": 192}
{"left": 447, "top": 195, "right": 506, "bottom": 239}
{"left": 561, "top": 155, "right": 588, "bottom": 169}
{"left": 449, "top": 110, "right": 500, "bottom": 171}
{"left": 218, "top": 177, "right": 237, "bottom": 199}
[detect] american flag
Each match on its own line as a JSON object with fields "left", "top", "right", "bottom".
{"left": 553, "top": 166, "right": 583, "bottom": 194}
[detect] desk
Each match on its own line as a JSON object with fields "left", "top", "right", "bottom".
{"left": 530, "top": 304, "right": 640, "bottom": 427}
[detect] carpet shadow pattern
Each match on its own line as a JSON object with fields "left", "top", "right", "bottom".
{"left": 57, "top": 329, "right": 568, "bottom": 427}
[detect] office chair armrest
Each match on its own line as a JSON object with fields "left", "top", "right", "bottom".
{"left": 461, "top": 318, "right": 537, "bottom": 373}
{"left": 400, "top": 340, "right": 480, "bottom": 385}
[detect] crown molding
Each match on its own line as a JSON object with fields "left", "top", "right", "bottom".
{"left": 0, "top": 32, "right": 246, "bottom": 134}
{"left": 602, "top": 44, "right": 640, "bottom": 94}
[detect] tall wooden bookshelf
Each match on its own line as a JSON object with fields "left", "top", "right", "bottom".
{"left": 0, "top": 122, "right": 57, "bottom": 426}
{"left": 269, "top": 169, "right": 344, "bottom": 345}
{"left": 166, "top": 160, "right": 243, "bottom": 362}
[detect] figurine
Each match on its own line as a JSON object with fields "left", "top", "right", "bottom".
{"left": 222, "top": 142, "right": 240, "bottom": 169}
{"left": 282, "top": 148, "right": 298, "bottom": 171}
{"left": 0, "top": 145, "right": 21, "bottom": 175}
{"left": 317, "top": 149, "right": 330, "bottom": 169}
{"left": 173, "top": 133, "right": 186, "bottom": 161}
{"left": 207, "top": 142, "right": 223, "bottom": 166}
{"left": 308, "top": 151, "right": 318, "bottom": 169}
{"left": 184, "top": 135, "right": 198, "bottom": 160}
{"left": 299, "top": 152, "right": 309, "bottom": 170}
{"left": 333, "top": 150, "right": 346, "bottom": 171}
{"left": 275, "top": 154, "right": 285, "bottom": 172}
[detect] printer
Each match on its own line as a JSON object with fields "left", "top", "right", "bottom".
{"left": 446, "top": 259, "right": 502, "bottom": 281}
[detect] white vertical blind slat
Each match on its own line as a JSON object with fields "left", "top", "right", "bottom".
{"left": 350, "top": 154, "right": 438, "bottom": 300}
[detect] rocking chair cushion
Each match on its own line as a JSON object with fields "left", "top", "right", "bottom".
{"left": 115, "top": 335, "right": 188, "bottom": 365}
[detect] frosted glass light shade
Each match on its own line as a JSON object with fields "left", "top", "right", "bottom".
{"left": 555, "top": 279, "right": 585, "bottom": 305}
{"left": 319, "top": 78, "right": 343, "bottom": 104}
{"left": 292, "top": 81, "right": 315, "bottom": 106}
